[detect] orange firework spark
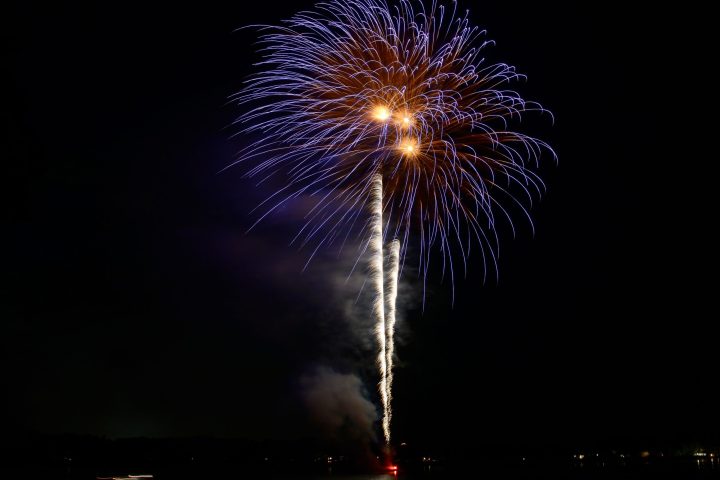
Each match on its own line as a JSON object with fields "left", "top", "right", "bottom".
{"left": 232, "top": 0, "right": 555, "bottom": 288}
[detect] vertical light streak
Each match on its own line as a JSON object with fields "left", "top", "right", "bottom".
{"left": 384, "top": 238, "right": 400, "bottom": 439}
{"left": 370, "top": 174, "right": 390, "bottom": 444}
{"left": 372, "top": 174, "right": 400, "bottom": 446}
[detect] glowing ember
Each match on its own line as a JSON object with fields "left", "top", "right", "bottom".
{"left": 372, "top": 105, "right": 392, "bottom": 121}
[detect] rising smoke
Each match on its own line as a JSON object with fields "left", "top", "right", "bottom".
{"left": 300, "top": 367, "right": 378, "bottom": 444}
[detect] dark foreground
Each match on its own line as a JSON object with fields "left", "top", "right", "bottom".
{"left": 2, "top": 435, "right": 718, "bottom": 479}
{"left": 2, "top": 466, "right": 720, "bottom": 480}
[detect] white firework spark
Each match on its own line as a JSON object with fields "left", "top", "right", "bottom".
{"left": 384, "top": 238, "right": 401, "bottom": 439}
{"left": 369, "top": 175, "right": 391, "bottom": 443}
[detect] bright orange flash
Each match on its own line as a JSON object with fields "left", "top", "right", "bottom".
{"left": 373, "top": 105, "right": 391, "bottom": 121}
{"left": 399, "top": 138, "right": 418, "bottom": 156}
{"left": 398, "top": 112, "right": 414, "bottom": 128}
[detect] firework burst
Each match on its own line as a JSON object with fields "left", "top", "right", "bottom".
{"left": 232, "top": 0, "right": 555, "bottom": 446}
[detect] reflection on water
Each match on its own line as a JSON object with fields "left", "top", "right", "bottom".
{"left": 265, "top": 477, "right": 398, "bottom": 480}
{"left": 271, "top": 476, "right": 398, "bottom": 480}
{"left": 315, "top": 477, "right": 395, "bottom": 480}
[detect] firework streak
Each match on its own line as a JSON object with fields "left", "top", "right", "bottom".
{"left": 369, "top": 174, "right": 402, "bottom": 445}
{"left": 384, "top": 238, "right": 400, "bottom": 443}
{"left": 233, "top": 0, "right": 555, "bottom": 446}
{"left": 369, "top": 175, "right": 390, "bottom": 443}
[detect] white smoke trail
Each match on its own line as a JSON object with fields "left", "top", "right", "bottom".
{"left": 384, "top": 239, "right": 400, "bottom": 435}
{"left": 369, "top": 175, "right": 390, "bottom": 444}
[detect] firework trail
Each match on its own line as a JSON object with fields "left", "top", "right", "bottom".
{"left": 368, "top": 174, "right": 401, "bottom": 445}
{"left": 232, "top": 0, "right": 556, "bottom": 446}
{"left": 384, "top": 238, "right": 400, "bottom": 440}
{"left": 369, "top": 175, "right": 390, "bottom": 443}
{"left": 370, "top": 178, "right": 401, "bottom": 445}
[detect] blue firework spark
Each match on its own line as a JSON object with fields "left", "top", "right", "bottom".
{"left": 231, "top": 0, "right": 556, "bottom": 296}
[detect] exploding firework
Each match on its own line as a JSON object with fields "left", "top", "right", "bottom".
{"left": 233, "top": 0, "right": 555, "bottom": 446}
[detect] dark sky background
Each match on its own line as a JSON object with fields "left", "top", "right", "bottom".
{"left": 5, "top": 0, "right": 714, "bottom": 450}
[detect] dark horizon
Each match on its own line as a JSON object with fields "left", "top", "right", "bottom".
{"left": 3, "top": 431, "right": 720, "bottom": 479}
{"left": 4, "top": 0, "right": 714, "bottom": 462}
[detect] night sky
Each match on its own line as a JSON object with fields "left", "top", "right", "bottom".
{"left": 5, "top": 1, "right": 714, "bottom": 450}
